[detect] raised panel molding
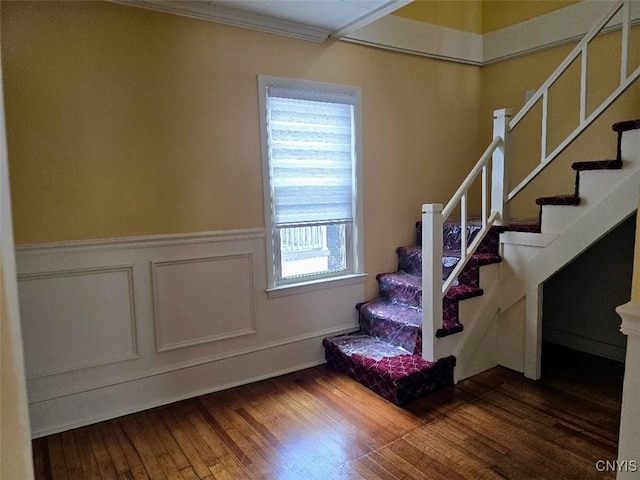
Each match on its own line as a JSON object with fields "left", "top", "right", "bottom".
{"left": 18, "top": 265, "right": 138, "bottom": 378}
{"left": 151, "top": 254, "right": 257, "bottom": 352}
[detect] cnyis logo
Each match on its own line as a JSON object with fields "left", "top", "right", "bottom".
{"left": 595, "top": 460, "right": 638, "bottom": 472}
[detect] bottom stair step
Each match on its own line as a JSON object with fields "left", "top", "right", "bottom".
{"left": 323, "top": 334, "right": 456, "bottom": 405}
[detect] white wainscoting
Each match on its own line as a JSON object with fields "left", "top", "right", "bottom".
{"left": 16, "top": 229, "right": 363, "bottom": 437}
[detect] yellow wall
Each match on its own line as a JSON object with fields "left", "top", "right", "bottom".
{"left": 393, "top": 0, "right": 578, "bottom": 34}
{"left": 1, "top": 1, "right": 482, "bottom": 299}
{"left": 481, "top": 0, "right": 580, "bottom": 34}
{"left": 393, "top": 1, "right": 482, "bottom": 34}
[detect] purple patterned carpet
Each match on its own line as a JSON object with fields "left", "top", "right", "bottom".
{"left": 324, "top": 220, "right": 501, "bottom": 404}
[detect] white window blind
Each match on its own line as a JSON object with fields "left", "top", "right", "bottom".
{"left": 266, "top": 91, "right": 355, "bottom": 226}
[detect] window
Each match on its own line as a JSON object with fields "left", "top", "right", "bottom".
{"left": 258, "top": 75, "right": 363, "bottom": 292}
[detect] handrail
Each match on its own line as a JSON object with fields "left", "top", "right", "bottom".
{"left": 440, "top": 136, "right": 502, "bottom": 295}
{"left": 442, "top": 137, "right": 502, "bottom": 219}
{"left": 507, "top": 0, "right": 637, "bottom": 202}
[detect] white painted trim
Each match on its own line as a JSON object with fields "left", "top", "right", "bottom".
{"left": 150, "top": 254, "right": 258, "bottom": 352}
{"left": 14, "top": 228, "right": 266, "bottom": 253}
{"left": 617, "top": 301, "right": 640, "bottom": 337}
{"left": 342, "top": 14, "right": 483, "bottom": 66}
{"left": 266, "top": 273, "right": 367, "bottom": 299}
{"left": 110, "top": 0, "right": 332, "bottom": 42}
{"left": 31, "top": 359, "right": 323, "bottom": 438}
{"left": 27, "top": 322, "right": 357, "bottom": 404}
{"left": 30, "top": 349, "right": 333, "bottom": 439}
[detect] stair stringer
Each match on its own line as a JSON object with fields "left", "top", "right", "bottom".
{"left": 498, "top": 129, "right": 640, "bottom": 379}
{"left": 448, "top": 264, "right": 502, "bottom": 382}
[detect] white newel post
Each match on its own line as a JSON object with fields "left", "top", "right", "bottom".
{"left": 422, "top": 203, "right": 443, "bottom": 362}
{"left": 615, "top": 302, "right": 640, "bottom": 479}
{"left": 492, "top": 108, "right": 513, "bottom": 226}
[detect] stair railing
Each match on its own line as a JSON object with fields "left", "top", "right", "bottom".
{"left": 506, "top": 0, "right": 639, "bottom": 204}
{"left": 422, "top": 0, "right": 638, "bottom": 363}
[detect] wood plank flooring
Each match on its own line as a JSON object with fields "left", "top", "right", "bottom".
{"left": 32, "top": 346, "right": 624, "bottom": 479}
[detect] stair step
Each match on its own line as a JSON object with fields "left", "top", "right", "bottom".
{"left": 396, "top": 246, "right": 422, "bottom": 275}
{"left": 415, "top": 220, "right": 487, "bottom": 249}
{"left": 323, "top": 334, "right": 456, "bottom": 405}
{"left": 439, "top": 284, "right": 484, "bottom": 338}
{"left": 572, "top": 159, "right": 622, "bottom": 171}
{"left": 443, "top": 221, "right": 483, "bottom": 251}
{"left": 359, "top": 299, "right": 422, "bottom": 354}
{"left": 397, "top": 246, "right": 501, "bottom": 279}
{"left": 612, "top": 119, "right": 640, "bottom": 132}
{"left": 377, "top": 271, "right": 421, "bottom": 308}
{"left": 443, "top": 251, "right": 502, "bottom": 287}
{"left": 535, "top": 195, "right": 580, "bottom": 206}
{"left": 498, "top": 220, "right": 541, "bottom": 234}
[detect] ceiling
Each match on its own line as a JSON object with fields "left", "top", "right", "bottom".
{"left": 113, "top": 0, "right": 413, "bottom": 42}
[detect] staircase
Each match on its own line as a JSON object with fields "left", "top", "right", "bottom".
{"left": 323, "top": 120, "right": 640, "bottom": 405}
{"left": 322, "top": 221, "right": 501, "bottom": 405}
{"left": 323, "top": 0, "right": 640, "bottom": 404}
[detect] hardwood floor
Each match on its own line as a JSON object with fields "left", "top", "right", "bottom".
{"left": 32, "top": 347, "right": 624, "bottom": 479}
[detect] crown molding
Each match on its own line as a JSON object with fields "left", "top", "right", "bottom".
{"left": 110, "top": 0, "right": 332, "bottom": 42}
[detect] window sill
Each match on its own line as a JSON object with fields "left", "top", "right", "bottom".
{"left": 266, "top": 273, "right": 367, "bottom": 299}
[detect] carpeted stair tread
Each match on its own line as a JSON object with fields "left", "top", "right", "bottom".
{"left": 442, "top": 250, "right": 502, "bottom": 284}
{"left": 535, "top": 195, "right": 581, "bottom": 206}
{"left": 415, "top": 220, "right": 489, "bottom": 250}
{"left": 494, "top": 219, "right": 541, "bottom": 234}
{"left": 436, "top": 321, "right": 464, "bottom": 338}
{"left": 443, "top": 222, "right": 483, "bottom": 251}
{"left": 376, "top": 271, "right": 421, "bottom": 308}
{"left": 323, "top": 334, "right": 456, "bottom": 405}
{"left": 359, "top": 300, "right": 422, "bottom": 354}
{"left": 612, "top": 119, "right": 640, "bottom": 133}
{"left": 397, "top": 246, "right": 501, "bottom": 278}
{"left": 396, "top": 246, "right": 422, "bottom": 275}
{"left": 445, "top": 284, "right": 483, "bottom": 302}
{"left": 571, "top": 159, "right": 622, "bottom": 171}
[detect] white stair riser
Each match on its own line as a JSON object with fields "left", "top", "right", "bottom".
{"left": 540, "top": 204, "right": 582, "bottom": 234}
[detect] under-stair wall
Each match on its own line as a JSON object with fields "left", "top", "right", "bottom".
{"left": 543, "top": 214, "right": 635, "bottom": 362}
{"left": 493, "top": 127, "right": 640, "bottom": 379}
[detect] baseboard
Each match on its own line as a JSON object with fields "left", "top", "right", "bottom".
{"left": 543, "top": 328, "right": 626, "bottom": 363}
{"left": 28, "top": 332, "right": 337, "bottom": 438}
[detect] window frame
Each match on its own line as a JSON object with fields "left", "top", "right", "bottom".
{"left": 258, "top": 75, "right": 365, "bottom": 295}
